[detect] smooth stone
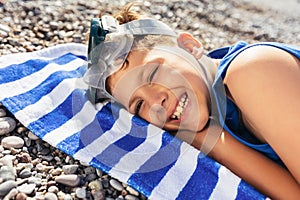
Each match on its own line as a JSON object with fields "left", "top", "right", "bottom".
{"left": 64, "top": 194, "right": 73, "bottom": 200}
{"left": 19, "top": 168, "right": 32, "bottom": 179}
{"left": 62, "top": 165, "right": 78, "bottom": 174}
{"left": 0, "top": 109, "right": 6, "bottom": 117}
{"left": 17, "top": 183, "right": 36, "bottom": 194}
{"left": 28, "top": 177, "right": 42, "bottom": 186}
{"left": 44, "top": 192, "right": 58, "bottom": 200}
{"left": 0, "top": 117, "right": 16, "bottom": 135}
{"left": 126, "top": 186, "right": 139, "bottom": 196}
{"left": 3, "top": 188, "right": 18, "bottom": 199}
{"left": 109, "top": 179, "right": 123, "bottom": 191}
{"left": 55, "top": 175, "right": 80, "bottom": 187}
{"left": 1, "top": 136, "right": 24, "bottom": 149}
{"left": 0, "top": 166, "right": 16, "bottom": 181}
{"left": 0, "top": 155, "right": 15, "bottom": 168}
{"left": 91, "top": 189, "right": 105, "bottom": 200}
{"left": 125, "top": 194, "right": 139, "bottom": 200}
{"left": 15, "top": 192, "right": 28, "bottom": 200}
{"left": 48, "top": 185, "right": 59, "bottom": 193}
{"left": 75, "top": 187, "right": 86, "bottom": 199}
{"left": 27, "top": 131, "right": 39, "bottom": 140}
{"left": 88, "top": 180, "right": 102, "bottom": 191}
{"left": 0, "top": 180, "right": 17, "bottom": 197}
{"left": 0, "top": 24, "right": 10, "bottom": 33}
{"left": 85, "top": 173, "right": 97, "bottom": 182}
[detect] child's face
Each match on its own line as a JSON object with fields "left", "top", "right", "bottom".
{"left": 107, "top": 46, "right": 211, "bottom": 133}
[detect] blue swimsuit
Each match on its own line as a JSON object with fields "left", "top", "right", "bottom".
{"left": 208, "top": 41, "right": 300, "bottom": 164}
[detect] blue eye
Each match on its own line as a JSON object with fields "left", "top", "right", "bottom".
{"left": 135, "top": 100, "right": 143, "bottom": 115}
{"left": 148, "top": 65, "right": 159, "bottom": 83}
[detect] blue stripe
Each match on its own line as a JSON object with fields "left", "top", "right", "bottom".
{"left": 0, "top": 53, "right": 85, "bottom": 84}
{"left": 128, "top": 132, "right": 182, "bottom": 197}
{"left": 89, "top": 115, "right": 149, "bottom": 172}
{"left": 56, "top": 132, "right": 81, "bottom": 156}
{"left": 235, "top": 180, "right": 266, "bottom": 199}
{"left": 2, "top": 65, "right": 86, "bottom": 114}
{"left": 27, "top": 89, "right": 86, "bottom": 139}
{"left": 176, "top": 154, "right": 220, "bottom": 200}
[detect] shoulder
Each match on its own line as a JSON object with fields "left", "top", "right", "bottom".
{"left": 223, "top": 43, "right": 300, "bottom": 128}
{"left": 224, "top": 44, "right": 299, "bottom": 91}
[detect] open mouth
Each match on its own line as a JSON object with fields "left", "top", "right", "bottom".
{"left": 170, "top": 93, "right": 189, "bottom": 120}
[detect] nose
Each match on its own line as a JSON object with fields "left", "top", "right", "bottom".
{"left": 142, "top": 85, "right": 168, "bottom": 127}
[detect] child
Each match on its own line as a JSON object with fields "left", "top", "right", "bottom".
{"left": 85, "top": 3, "right": 300, "bottom": 199}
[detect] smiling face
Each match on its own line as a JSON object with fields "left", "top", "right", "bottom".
{"left": 107, "top": 45, "right": 212, "bottom": 133}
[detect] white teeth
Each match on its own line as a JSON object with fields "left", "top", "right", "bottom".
{"left": 171, "top": 94, "right": 188, "bottom": 120}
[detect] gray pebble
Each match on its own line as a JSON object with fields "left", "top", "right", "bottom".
{"left": 17, "top": 183, "right": 36, "bottom": 194}
{"left": 62, "top": 164, "right": 78, "bottom": 174}
{"left": 0, "top": 155, "right": 15, "bottom": 168}
{"left": 0, "top": 109, "right": 6, "bottom": 117}
{"left": 48, "top": 185, "right": 59, "bottom": 193}
{"left": 0, "top": 166, "right": 16, "bottom": 181}
{"left": 55, "top": 174, "right": 80, "bottom": 187}
{"left": 19, "top": 168, "right": 32, "bottom": 178}
{"left": 28, "top": 177, "right": 42, "bottom": 186}
{"left": 0, "top": 180, "right": 17, "bottom": 197}
{"left": 75, "top": 187, "right": 86, "bottom": 199}
{"left": 0, "top": 24, "right": 10, "bottom": 34}
{"left": 44, "top": 192, "right": 58, "bottom": 200}
{"left": 109, "top": 179, "right": 123, "bottom": 191}
{"left": 0, "top": 117, "right": 16, "bottom": 135}
{"left": 27, "top": 131, "right": 39, "bottom": 140}
{"left": 3, "top": 188, "right": 18, "bottom": 199}
{"left": 125, "top": 194, "right": 139, "bottom": 200}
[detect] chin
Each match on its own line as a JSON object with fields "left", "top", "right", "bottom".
{"left": 196, "top": 114, "right": 210, "bottom": 132}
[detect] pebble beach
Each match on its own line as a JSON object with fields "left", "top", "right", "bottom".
{"left": 0, "top": 0, "right": 299, "bottom": 199}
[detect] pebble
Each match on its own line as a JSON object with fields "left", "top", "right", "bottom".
{"left": 0, "top": 109, "right": 6, "bottom": 117}
{"left": 44, "top": 192, "right": 58, "bottom": 200}
{"left": 0, "top": 117, "right": 16, "bottom": 135}
{"left": 0, "top": 24, "right": 10, "bottom": 34}
{"left": 62, "top": 164, "right": 78, "bottom": 174}
{"left": 55, "top": 174, "right": 81, "bottom": 187}
{"left": 109, "top": 179, "right": 123, "bottom": 191}
{"left": 1, "top": 0, "right": 297, "bottom": 199}
{"left": 75, "top": 187, "right": 86, "bottom": 199}
{"left": 0, "top": 166, "right": 16, "bottom": 181}
{"left": 17, "top": 183, "right": 36, "bottom": 194}
{"left": 0, "top": 180, "right": 17, "bottom": 197}
{"left": 1, "top": 136, "right": 24, "bottom": 149}
{"left": 3, "top": 188, "right": 18, "bottom": 199}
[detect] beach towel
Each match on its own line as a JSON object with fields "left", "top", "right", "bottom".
{"left": 0, "top": 43, "right": 267, "bottom": 199}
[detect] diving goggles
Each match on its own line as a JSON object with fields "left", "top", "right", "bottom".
{"left": 84, "top": 15, "right": 177, "bottom": 104}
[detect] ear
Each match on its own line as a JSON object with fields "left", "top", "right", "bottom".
{"left": 177, "top": 32, "right": 204, "bottom": 59}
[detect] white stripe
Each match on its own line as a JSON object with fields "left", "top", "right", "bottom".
{"left": 109, "top": 125, "right": 164, "bottom": 183}
{"left": 0, "top": 58, "right": 86, "bottom": 99}
{"left": 148, "top": 142, "right": 199, "bottom": 200}
{"left": 73, "top": 109, "right": 133, "bottom": 164}
{"left": 43, "top": 101, "right": 101, "bottom": 146}
{"left": 15, "top": 78, "right": 88, "bottom": 126}
{"left": 209, "top": 166, "right": 241, "bottom": 200}
{"left": 0, "top": 43, "right": 87, "bottom": 68}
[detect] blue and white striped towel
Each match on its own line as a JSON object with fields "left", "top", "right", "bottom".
{"left": 0, "top": 43, "right": 266, "bottom": 199}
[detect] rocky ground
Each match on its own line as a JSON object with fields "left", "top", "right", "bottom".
{"left": 0, "top": 0, "right": 299, "bottom": 199}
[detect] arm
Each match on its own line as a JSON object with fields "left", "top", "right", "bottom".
{"left": 187, "top": 126, "right": 300, "bottom": 199}
{"left": 225, "top": 45, "right": 300, "bottom": 184}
